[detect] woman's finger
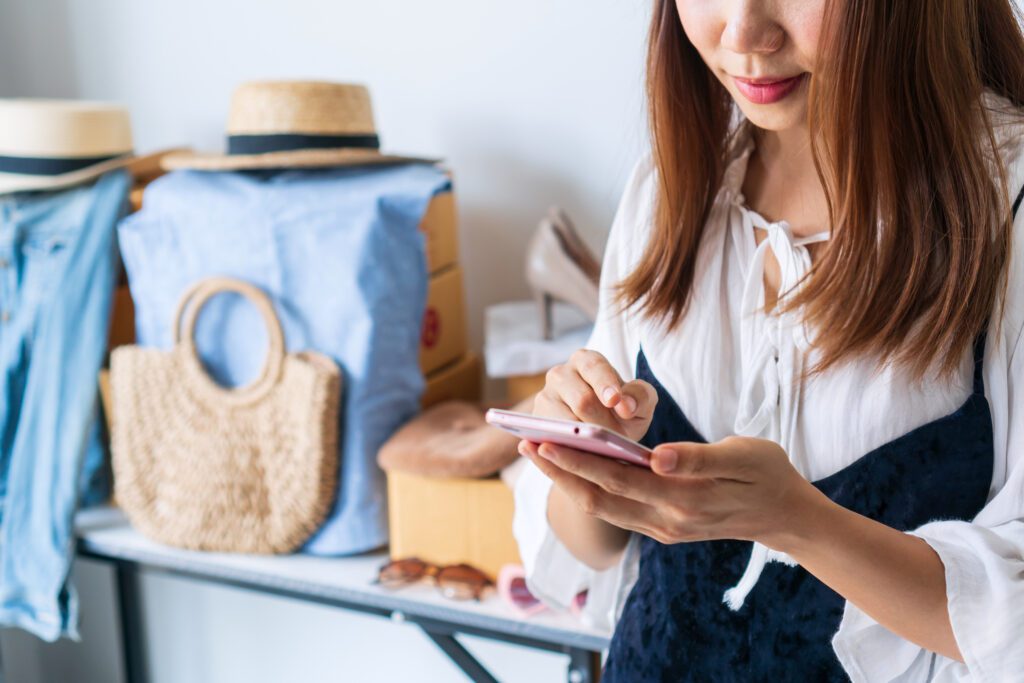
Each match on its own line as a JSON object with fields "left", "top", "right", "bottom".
{"left": 561, "top": 372, "right": 622, "bottom": 427}
{"left": 615, "top": 378, "right": 658, "bottom": 422}
{"left": 522, "top": 442, "right": 609, "bottom": 507}
{"left": 567, "top": 349, "right": 657, "bottom": 423}
{"left": 522, "top": 448, "right": 664, "bottom": 532}
{"left": 532, "top": 385, "right": 585, "bottom": 422}
{"left": 523, "top": 444, "right": 736, "bottom": 544}
{"left": 535, "top": 442, "right": 678, "bottom": 505}
{"left": 537, "top": 442, "right": 720, "bottom": 518}
{"left": 651, "top": 439, "right": 756, "bottom": 481}
{"left": 568, "top": 349, "right": 629, "bottom": 411}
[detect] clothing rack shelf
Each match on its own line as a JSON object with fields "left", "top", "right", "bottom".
{"left": 75, "top": 508, "right": 608, "bottom": 683}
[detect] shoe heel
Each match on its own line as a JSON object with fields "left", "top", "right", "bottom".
{"left": 533, "top": 289, "right": 554, "bottom": 340}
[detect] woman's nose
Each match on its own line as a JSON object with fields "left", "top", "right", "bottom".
{"left": 719, "top": 0, "right": 785, "bottom": 56}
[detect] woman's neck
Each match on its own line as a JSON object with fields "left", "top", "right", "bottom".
{"left": 742, "top": 123, "right": 830, "bottom": 239}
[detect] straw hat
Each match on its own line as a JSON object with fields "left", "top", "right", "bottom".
{"left": 0, "top": 99, "right": 152, "bottom": 195}
{"left": 162, "top": 81, "right": 436, "bottom": 171}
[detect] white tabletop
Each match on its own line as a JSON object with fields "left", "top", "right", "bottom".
{"left": 75, "top": 507, "right": 611, "bottom": 652}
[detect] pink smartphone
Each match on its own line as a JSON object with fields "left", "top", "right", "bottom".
{"left": 485, "top": 408, "right": 652, "bottom": 468}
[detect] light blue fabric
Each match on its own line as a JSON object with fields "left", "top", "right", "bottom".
{"left": 118, "top": 163, "right": 450, "bottom": 556}
{"left": 0, "top": 170, "right": 129, "bottom": 641}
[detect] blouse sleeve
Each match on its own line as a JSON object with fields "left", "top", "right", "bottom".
{"left": 512, "top": 155, "right": 654, "bottom": 632}
{"left": 831, "top": 140, "right": 1024, "bottom": 681}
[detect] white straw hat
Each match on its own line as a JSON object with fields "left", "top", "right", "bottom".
{"left": 0, "top": 99, "right": 150, "bottom": 195}
{"left": 161, "top": 81, "right": 437, "bottom": 172}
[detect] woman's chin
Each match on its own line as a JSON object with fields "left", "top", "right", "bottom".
{"left": 730, "top": 94, "right": 810, "bottom": 133}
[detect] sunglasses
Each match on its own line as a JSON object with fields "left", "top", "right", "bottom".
{"left": 497, "top": 564, "right": 587, "bottom": 617}
{"left": 375, "top": 557, "right": 494, "bottom": 601}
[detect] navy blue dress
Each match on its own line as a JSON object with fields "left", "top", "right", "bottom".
{"left": 602, "top": 339, "right": 994, "bottom": 682}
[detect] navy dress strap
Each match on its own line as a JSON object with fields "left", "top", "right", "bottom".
{"left": 1013, "top": 179, "right": 1024, "bottom": 217}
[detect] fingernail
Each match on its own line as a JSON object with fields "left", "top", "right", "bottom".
{"left": 538, "top": 444, "right": 554, "bottom": 459}
{"left": 622, "top": 396, "right": 637, "bottom": 414}
{"left": 602, "top": 387, "right": 617, "bottom": 404}
{"left": 654, "top": 447, "right": 677, "bottom": 473}
{"left": 517, "top": 441, "right": 527, "bottom": 456}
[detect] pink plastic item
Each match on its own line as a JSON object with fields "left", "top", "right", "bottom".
{"left": 485, "top": 408, "right": 652, "bottom": 468}
{"left": 498, "top": 564, "right": 587, "bottom": 617}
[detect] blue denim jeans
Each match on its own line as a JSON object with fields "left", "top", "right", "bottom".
{"left": 0, "top": 170, "right": 128, "bottom": 641}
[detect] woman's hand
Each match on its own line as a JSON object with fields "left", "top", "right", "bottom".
{"left": 521, "top": 435, "right": 828, "bottom": 549}
{"left": 525, "top": 435, "right": 967, "bottom": 662}
{"left": 532, "top": 348, "right": 658, "bottom": 441}
{"left": 522, "top": 348, "right": 657, "bottom": 570}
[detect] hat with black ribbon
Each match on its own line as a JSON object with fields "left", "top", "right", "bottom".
{"left": 0, "top": 99, "right": 150, "bottom": 195}
{"left": 161, "top": 80, "right": 436, "bottom": 172}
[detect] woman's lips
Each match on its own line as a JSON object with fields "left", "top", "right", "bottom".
{"left": 732, "top": 73, "right": 806, "bottom": 105}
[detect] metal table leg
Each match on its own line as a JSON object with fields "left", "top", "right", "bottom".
{"left": 421, "top": 629, "right": 499, "bottom": 683}
{"left": 115, "top": 564, "right": 148, "bottom": 683}
{"left": 418, "top": 621, "right": 602, "bottom": 683}
{"left": 567, "top": 647, "right": 601, "bottom": 683}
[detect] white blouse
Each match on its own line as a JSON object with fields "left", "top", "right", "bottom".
{"left": 512, "top": 92, "right": 1024, "bottom": 682}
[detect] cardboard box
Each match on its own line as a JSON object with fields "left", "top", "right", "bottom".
{"left": 420, "top": 191, "right": 458, "bottom": 275}
{"left": 387, "top": 471, "right": 521, "bottom": 580}
{"left": 505, "top": 372, "right": 547, "bottom": 403}
{"left": 129, "top": 187, "right": 145, "bottom": 214}
{"left": 422, "top": 353, "right": 482, "bottom": 409}
{"left": 98, "top": 369, "right": 112, "bottom": 431}
{"left": 420, "top": 266, "right": 467, "bottom": 376}
{"left": 108, "top": 285, "right": 136, "bottom": 351}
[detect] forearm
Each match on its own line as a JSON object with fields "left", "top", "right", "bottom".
{"left": 547, "top": 485, "right": 630, "bottom": 571}
{"left": 767, "top": 491, "right": 962, "bottom": 662}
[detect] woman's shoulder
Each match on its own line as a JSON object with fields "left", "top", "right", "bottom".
{"left": 620, "top": 152, "right": 657, "bottom": 216}
{"left": 604, "top": 153, "right": 658, "bottom": 269}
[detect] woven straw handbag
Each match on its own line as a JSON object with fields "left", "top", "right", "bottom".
{"left": 110, "top": 276, "right": 342, "bottom": 554}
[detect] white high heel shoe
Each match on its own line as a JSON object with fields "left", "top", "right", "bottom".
{"left": 525, "top": 211, "right": 600, "bottom": 340}
{"left": 547, "top": 207, "right": 601, "bottom": 283}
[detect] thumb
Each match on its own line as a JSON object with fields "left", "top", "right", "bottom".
{"left": 651, "top": 439, "right": 750, "bottom": 479}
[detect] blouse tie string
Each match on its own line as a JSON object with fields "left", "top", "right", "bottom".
{"left": 726, "top": 206, "right": 830, "bottom": 611}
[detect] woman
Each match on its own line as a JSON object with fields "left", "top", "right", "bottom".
{"left": 512, "top": 0, "right": 1024, "bottom": 680}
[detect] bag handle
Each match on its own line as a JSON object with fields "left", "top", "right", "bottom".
{"left": 172, "top": 276, "right": 287, "bottom": 406}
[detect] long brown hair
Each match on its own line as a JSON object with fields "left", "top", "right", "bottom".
{"left": 619, "top": 0, "right": 1024, "bottom": 379}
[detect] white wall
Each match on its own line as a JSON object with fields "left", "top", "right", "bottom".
{"left": 0, "top": 0, "right": 650, "bottom": 356}
{"left": 0, "top": 1, "right": 650, "bottom": 681}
